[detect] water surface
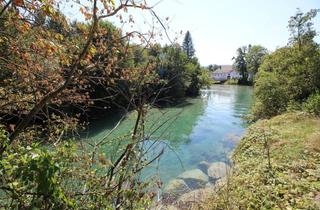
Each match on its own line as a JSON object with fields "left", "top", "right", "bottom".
{"left": 86, "top": 85, "right": 253, "bottom": 185}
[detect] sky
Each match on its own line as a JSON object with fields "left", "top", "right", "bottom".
{"left": 63, "top": 0, "right": 320, "bottom": 66}
{"left": 151, "top": 0, "right": 320, "bottom": 66}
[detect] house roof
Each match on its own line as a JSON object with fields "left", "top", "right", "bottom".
{"left": 213, "top": 65, "right": 234, "bottom": 74}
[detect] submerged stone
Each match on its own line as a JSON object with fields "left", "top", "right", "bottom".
{"left": 207, "top": 162, "right": 230, "bottom": 181}
{"left": 178, "top": 169, "right": 209, "bottom": 189}
{"left": 177, "top": 186, "right": 216, "bottom": 204}
{"left": 197, "top": 161, "right": 211, "bottom": 174}
{"left": 164, "top": 178, "right": 190, "bottom": 196}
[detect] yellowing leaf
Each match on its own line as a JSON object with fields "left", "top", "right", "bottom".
{"left": 13, "top": 0, "right": 24, "bottom": 6}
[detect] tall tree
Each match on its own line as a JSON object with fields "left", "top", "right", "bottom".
{"left": 288, "top": 9, "right": 319, "bottom": 48}
{"left": 246, "top": 45, "right": 268, "bottom": 75}
{"left": 233, "top": 46, "right": 248, "bottom": 84}
{"left": 207, "top": 64, "right": 220, "bottom": 71}
{"left": 182, "top": 31, "right": 195, "bottom": 58}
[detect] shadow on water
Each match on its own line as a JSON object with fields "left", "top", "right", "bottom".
{"left": 84, "top": 98, "right": 205, "bottom": 145}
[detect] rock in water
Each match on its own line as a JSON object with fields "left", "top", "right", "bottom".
{"left": 177, "top": 187, "right": 216, "bottom": 204}
{"left": 197, "top": 161, "right": 211, "bottom": 174}
{"left": 207, "top": 162, "right": 230, "bottom": 181}
{"left": 178, "top": 169, "right": 209, "bottom": 189}
{"left": 164, "top": 179, "right": 190, "bottom": 196}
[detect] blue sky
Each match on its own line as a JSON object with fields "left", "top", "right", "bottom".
{"left": 63, "top": 0, "right": 320, "bottom": 66}
{"left": 151, "top": 0, "right": 320, "bottom": 65}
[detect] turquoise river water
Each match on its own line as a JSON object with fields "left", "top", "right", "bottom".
{"left": 85, "top": 85, "right": 253, "bottom": 185}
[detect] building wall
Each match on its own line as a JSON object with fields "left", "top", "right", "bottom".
{"left": 212, "top": 70, "right": 242, "bottom": 81}
{"left": 229, "top": 71, "right": 241, "bottom": 79}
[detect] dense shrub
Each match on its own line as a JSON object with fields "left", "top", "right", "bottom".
{"left": 252, "top": 71, "right": 289, "bottom": 119}
{"left": 0, "top": 128, "right": 153, "bottom": 209}
{"left": 303, "top": 92, "right": 320, "bottom": 116}
{"left": 251, "top": 42, "right": 320, "bottom": 119}
{"left": 250, "top": 9, "right": 320, "bottom": 120}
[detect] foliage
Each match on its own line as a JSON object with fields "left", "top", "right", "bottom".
{"left": 204, "top": 9, "right": 320, "bottom": 209}
{"left": 182, "top": 31, "right": 195, "bottom": 59}
{"left": 203, "top": 112, "right": 320, "bottom": 209}
{"left": 199, "top": 68, "right": 213, "bottom": 88}
{"left": 251, "top": 9, "right": 320, "bottom": 120}
{"left": 246, "top": 44, "right": 268, "bottom": 75}
{"left": 157, "top": 45, "right": 206, "bottom": 100}
{"left": 303, "top": 92, "right": 320, "bottom": 116}
{"left": 0, "top": 129, "right": 154, "bottom": 209}
{"left": 252, "top": 42, "right": 320, "bottom": 119}
{"left": 232, "top": 44, "right": 268, "bottom": 84}
{"left": 0, "top": 0, "right": 168, "bottom": 209}
{"left": 252, "top": 71, "right": 289, "bottom": 119}
{"left": 209, "top": 64, "right": 221, "bottom": 71}
{"left": 0, "top": 0, "right": 207, "bottom": 142}
{"left": 233, "top": 46, "right": 248, "bottom": 84}
{"left": 0, "top": 1, "right": 210, "bottom": 208}
{"left": 0, "top": 141, "right": 74, "bottom": 209}
{"left": 288, "top": 9, "right": 319, "bottom": 48}
{"left": 224, "top": 79, "right": 239, "bottom": 85}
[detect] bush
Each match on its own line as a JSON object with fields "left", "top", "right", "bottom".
{"left": 0, "top": 127, "right": 153, "bottom": 209}
{"left": 251, "top": 42, "right": 320, "bottom": 120}
{"left": 303, "top": 92, "right": 320, "bottom": 116}
{"left": 224, "top": 79, "right": 238, "bottom": 85}
{"left": 199, "top": 68, "right": 213, "bottom": 88}
{"left": 251, "top": 71, "right": 289, "bottom": 119}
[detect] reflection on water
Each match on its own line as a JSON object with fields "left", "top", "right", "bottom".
{"left": 85, "top": 85, "right": 253, "bottom": 185}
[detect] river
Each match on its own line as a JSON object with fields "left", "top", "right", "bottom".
{"left": 85, "top": 85, "right": 253, "bottom": 186}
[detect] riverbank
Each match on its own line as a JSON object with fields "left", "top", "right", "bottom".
{"left": 199, "top": 112, "right": 320, "bottom": 209}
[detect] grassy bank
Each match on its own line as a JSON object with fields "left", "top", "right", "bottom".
{"left": 203, "top": 112, "right": 320, "bottom": 209}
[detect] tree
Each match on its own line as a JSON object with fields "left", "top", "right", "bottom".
{"left": 156, "top": 44, "right": 207, "bottom": 100}
{"left": 232, "top": 44, "right": 268, "bottom": 83}
{"left": 182, "top": 31, "right": 195, "bottom": 58}
{"left": 186, "top": 58, "right": 202, "bottom": 96}
{"left": 0, "top": 0, "right": 157, "bottom": 146}
{"left": 207, "top": 64, "right": 220, "bottom": 71}
{"left": 233, "top": 46, "right": 248, "bottom": 84}
{"left": 0, "top": 0, "right": 167, "bottom": 208}
{"left": 288, "top": 9, "right": 319, "bottom": 48}
{"left": 252, "top": 9, "right": 320, "bottom": 120}
{"left": 246, "top": 45, "right": 268, "bottom": 75}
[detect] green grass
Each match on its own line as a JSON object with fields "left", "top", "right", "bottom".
{"left": 203, "top": 112, "right": 320, "bottom": 209}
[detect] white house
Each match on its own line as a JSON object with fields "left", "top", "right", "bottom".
{"left": 212, "top": 65, "right": 242, "bottom": 81}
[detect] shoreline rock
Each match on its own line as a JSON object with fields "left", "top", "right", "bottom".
{"left": 164, "top": 178, "right": 190, "bottom": 196}
{"left": 207, "top": 162, "right": 230, "bottom": 182}
{"left": 197, "top": 161, "right": 211, "bottom": 174}
{"left": 177, "top": 169, "right": 209, "bottom": 189}
{"left": 161, "top": 161, "right": 231, "bottom": 209}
